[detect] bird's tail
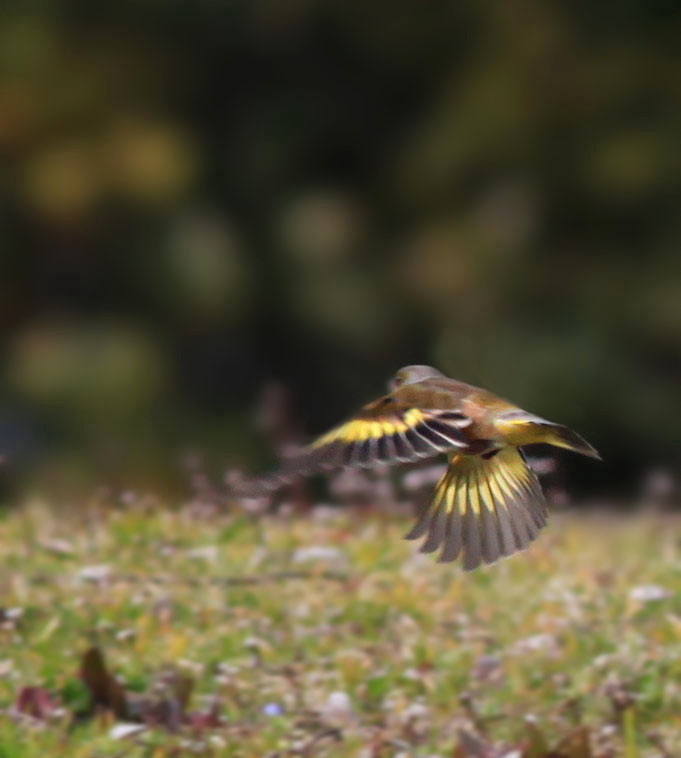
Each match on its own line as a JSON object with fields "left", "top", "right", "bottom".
{"left": 405, "top": 448, "right": 547, "bottom": 571}
{"left": 494, "top": 413, "right": 601, "bottom": 460}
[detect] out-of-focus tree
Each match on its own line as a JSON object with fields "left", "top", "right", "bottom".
{"left": 2, "top": 0, "right": 680, "bottom": 497}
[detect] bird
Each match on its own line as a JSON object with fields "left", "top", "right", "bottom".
{"left": 238, "top": 365, "right": 600, "bottom": 571}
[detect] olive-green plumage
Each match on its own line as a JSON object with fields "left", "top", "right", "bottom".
{"left": 240, "top": 365, "right": 600, "bottom": 570}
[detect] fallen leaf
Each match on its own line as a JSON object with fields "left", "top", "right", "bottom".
{"left": 39, "top": 538, "right": 74, "bottom": 556}
{"left": 109, "top": 722, "right": 146, "bottom": 740}
{"left": 13, "top": 686, "right": 57, "bottom": 720}
{"left": 77, "top": 564, "right": 110, "bottom": 582}
{"left": 548, "top": 726, "right": 593, "bottom": 758}
{"left": 453, "top": 729, "right": 493, "bottom": 758}
{"left": 79, "top": 647, "right": 128, "bottom": 719}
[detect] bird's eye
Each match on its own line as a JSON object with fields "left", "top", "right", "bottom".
{"left": 393, "top": 375, "right": 403, "bottom": 386}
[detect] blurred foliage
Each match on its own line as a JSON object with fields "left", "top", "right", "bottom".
{"left": 2, "top": 0, "right": 681, "bottom": 497}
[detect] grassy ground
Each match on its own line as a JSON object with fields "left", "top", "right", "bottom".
{"left": 0, "top": 499, "right": 680, "bottom": 757}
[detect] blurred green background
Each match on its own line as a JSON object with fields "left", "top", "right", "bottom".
{"left": 2, "top": 0, "right": 681, "bottom": 500}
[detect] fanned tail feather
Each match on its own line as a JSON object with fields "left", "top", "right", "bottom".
{"left": 405, "top": 448, "right": 547, "bottom": 571}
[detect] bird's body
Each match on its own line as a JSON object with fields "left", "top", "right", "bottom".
{"left": 241, "top": 366, "right": 599, "bottom": 570}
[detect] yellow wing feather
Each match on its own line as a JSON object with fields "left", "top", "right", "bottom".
{"left": 312, "top": 415, "right": 417, "bottom": 447}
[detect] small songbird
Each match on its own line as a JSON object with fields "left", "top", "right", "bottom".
{"left": 240, "top": 365, "right": 600, "bottom": 570}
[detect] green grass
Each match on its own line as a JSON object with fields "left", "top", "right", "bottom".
{"left": 1, "top": 500, "right": 680, "bottom": 756}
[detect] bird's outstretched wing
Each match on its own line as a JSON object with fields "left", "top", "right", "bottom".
{"left": 237, "top": 395, "right": 473, "bottom": 495}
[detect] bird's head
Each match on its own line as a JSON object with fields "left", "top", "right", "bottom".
{"left": 389, "top": 365, "right": 444, "bottom": 391}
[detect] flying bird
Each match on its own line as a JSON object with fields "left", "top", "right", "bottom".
{"left": 239, "top": 366, "right": 600, "bottom": 570}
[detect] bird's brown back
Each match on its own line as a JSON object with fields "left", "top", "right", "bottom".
{"left": 390, "top": 376, "right": 520, "bottom": 443}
